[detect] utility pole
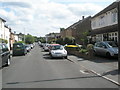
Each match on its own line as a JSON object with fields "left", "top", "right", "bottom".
{"left": 24, "top": 28, "right": 25, "bottom": 43}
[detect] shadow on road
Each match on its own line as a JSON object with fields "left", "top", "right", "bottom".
{"left": 102, "top": 69, "right": 119, "bottom": 76}
{"left": 6, "top": 75, "right": 100, "bottom": 85}
{"left": 43, "top": 53, "right": 66, "bottom": 60}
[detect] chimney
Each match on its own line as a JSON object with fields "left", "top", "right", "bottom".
{"left": 82, "top": 16, "right": 85, "bottom": 20}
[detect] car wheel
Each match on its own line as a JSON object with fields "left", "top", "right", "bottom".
{"left": 93, "top": 50, "right": 97, "bottom": 56}
{"left": 65, "top": 56, "right": 67, "bottom": 59}
{"left": 106, "top": 52, "right": 111, "bottom": 57}
{"left": 6, "top": 58, "right": 10, "bottom": 66}
{"left": 50, "top": 54, "right": 53, "bottom": 59}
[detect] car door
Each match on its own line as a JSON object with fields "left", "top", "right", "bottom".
{"left": 2, "top": 44, "right": 9, "bottom": 65}
{"left": 1, "top": 44, "right": 7, "bottom": 66}
{"left": 97, "top": 42, "right": 107, "bottom": 56}
{"left": 94, "top": 42, "right": 101, "bottom": 54}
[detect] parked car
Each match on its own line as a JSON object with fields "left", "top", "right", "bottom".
{"left": 43, "top": 43, "right": 50, "bottom": 51}
{"left": 25, "top": 45, "right": 31, "bottom": 52}
{"left": 0, "top": 43, "right": 11, "bottom": 67}
{"left": 30, "top": 44, "right": 34, "bottom": 49}
{"left": 13, "top": 43, "right": 27, "bottom": 56}
{"left": 94, "top": 41, "right": 118, "bottom": 57}
{"left": 50, "top": 45, "right": 67, "bottom": 59}
{"left": 48, "top": 44, "right": 60, "bottom": 53}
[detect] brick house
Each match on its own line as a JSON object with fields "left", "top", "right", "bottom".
{"left": 89, "top": 1, "right": 119, "bottom": 44}
{"left": 75, "top": 16, "right": 92, "bottom": 45}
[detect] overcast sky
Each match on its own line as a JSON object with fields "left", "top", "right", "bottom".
{"left": 0, "top": 0, "right": 115, "bottom": 37}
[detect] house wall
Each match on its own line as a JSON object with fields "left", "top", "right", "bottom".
{"left": 0, "top": 19, "right": 5, "bottom": 39}
{"left": 90, "top": 5, "right": 118, "bottom": 43}
{"left": 75, "top": 16, "right": 91, "bottom": 45}
{"left": 14, "top": 35, "right": 19, "bottom": 42}
{"left": 4, "top": 26, "right": 10, "bottom": 50}
{"left": 91, "top": 8, "right": 118, "bottom": 30}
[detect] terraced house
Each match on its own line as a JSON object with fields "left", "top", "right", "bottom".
{"left": 90, "top": 1, "right": 119, "bottom": 44}
{"left": 0, "top": 17, "right": 6, "bottom": 39}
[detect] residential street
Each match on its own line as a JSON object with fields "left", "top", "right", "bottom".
{"left": 2, "top": 45, "right": 118, "bottom": 88}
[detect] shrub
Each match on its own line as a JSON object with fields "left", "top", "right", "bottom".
{"left": 79, "top": 49, "right": 88, "bottom": 53}
{"left": 87, "top": 44, "right": 94, "bottom": 51}
{"left": 16, "top": 41, "right": 25, "bottom": 44}
{"left": 0, "top": 38, "right": 8, "bottom": 43}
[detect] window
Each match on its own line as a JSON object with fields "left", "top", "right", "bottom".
{"left": 111, "top": 9, "right": 117, "bottom": 23}
{"left": 115, "top": 33, "right": 117, "bottom": 36}
{"left": 2, "top": 44, "right": 9, "bottom": 52}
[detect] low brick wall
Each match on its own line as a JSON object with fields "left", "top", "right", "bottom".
{"left": 67, "top": 50, "right": 94, "bottom": 60}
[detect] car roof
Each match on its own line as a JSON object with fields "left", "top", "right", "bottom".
{"left": 50, "top": 44, "right": 60, "bottom": 46}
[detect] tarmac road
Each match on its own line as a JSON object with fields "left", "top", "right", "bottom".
{"left": 2, "top": 44, "right": 119, "bottom": 88}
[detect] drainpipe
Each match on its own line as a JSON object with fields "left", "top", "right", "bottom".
{"left": 116, "top": 0, "right": 120, "bottom": 70}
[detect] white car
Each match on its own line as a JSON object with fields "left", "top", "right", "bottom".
{"left": 43, "top": 44, "right": 50, "bottom": 51}
{"left": 50, "top": 45, "right": 67, "bottom": 59}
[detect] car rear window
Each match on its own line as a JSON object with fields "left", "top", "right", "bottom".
{"left": 13, "top": 44, "right": 24, "bottom": 49}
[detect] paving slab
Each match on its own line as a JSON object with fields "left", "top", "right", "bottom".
{"left": 68, "top": 55, "right": 119, "bottom": 85}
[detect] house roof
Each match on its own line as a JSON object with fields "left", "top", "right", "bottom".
{"left": 65, "top": 16, "right": 91, "bottom": 30}
{"left": 92, "top": 2, "right": 118, "bottom": 18}
{"left": 0, "top": 17, "right": 6, "bottom": 22}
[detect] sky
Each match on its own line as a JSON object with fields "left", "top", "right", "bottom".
{"left": 0, "top": 0, "right": 116, "bottom": 37}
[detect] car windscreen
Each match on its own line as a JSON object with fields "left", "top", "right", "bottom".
{"left": 13, "top": 44, "right": 24, "bottom": 49}
{"left": 51, "top": 45, "right": 63, "bottom": 50}
{"left": 107, "top": 42, "right": 118, "bottom": 47}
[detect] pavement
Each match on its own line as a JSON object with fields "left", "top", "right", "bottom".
{"left": 68, "top": 55, "right": 119, "bottom": 86}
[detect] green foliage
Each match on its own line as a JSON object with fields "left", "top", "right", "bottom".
{"left": 25, "top": 35, "right": 35, "bottom": 44}
{"left": 56, "top": 37, "right": 75, "bottom": 45}
{"left": 16, "top": 41, "right": 25, "bottom": 44}
{"left": 37, "top": 37, "right": 46, "bottom": 43}
{"left": 87, "top": 44, "right": 94, "bottom": 51}
{"left": 0, "top": 38, "right": 8, "bottom": 43}
{"left": 56, "top": 38, "right": 64, "bottom": 45}
{"left": 80, "top": 31, "right": 89, "bottom": 46}
{"left": 33, "top": 36, "right": 38, "bottom": 42}
{"left": 79, "top": 49, "right": 88, "bottom": 53}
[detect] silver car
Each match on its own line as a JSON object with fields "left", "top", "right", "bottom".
{"left": 94, "top": 41, "right": 118, "bottom": 57}
{"left": 50, "top": 45, "right": 67, "bottom": 59}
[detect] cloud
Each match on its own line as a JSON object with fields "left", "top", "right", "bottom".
{"left": 1, "top": 1, "right": 32, "bottom": 8}
{"left": 50, "top": 0, "right": 115, "bottom": 3}
{"left": 0, "top": 0, "right": 114, "bottom": 36}
{"left": 68, "top": 3, "right": 103, "bottom": 16}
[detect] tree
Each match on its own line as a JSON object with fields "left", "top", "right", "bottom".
{"left": 64, "top": 37, "right": 75, "bottom": 45}
{"left": 80, "top": 31, "right": 89, "bottom": 47}
{"left": 56, "top": 38, "right": 64, "bottom": 45}
{"left": 16, "top": 41, "right": 25, "bottom": 43}
{"left": 0, "top": 38, "right": 8, "bottom": 44}
{"left": 25, "top": 35, "right": 35, "bottom": 44}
